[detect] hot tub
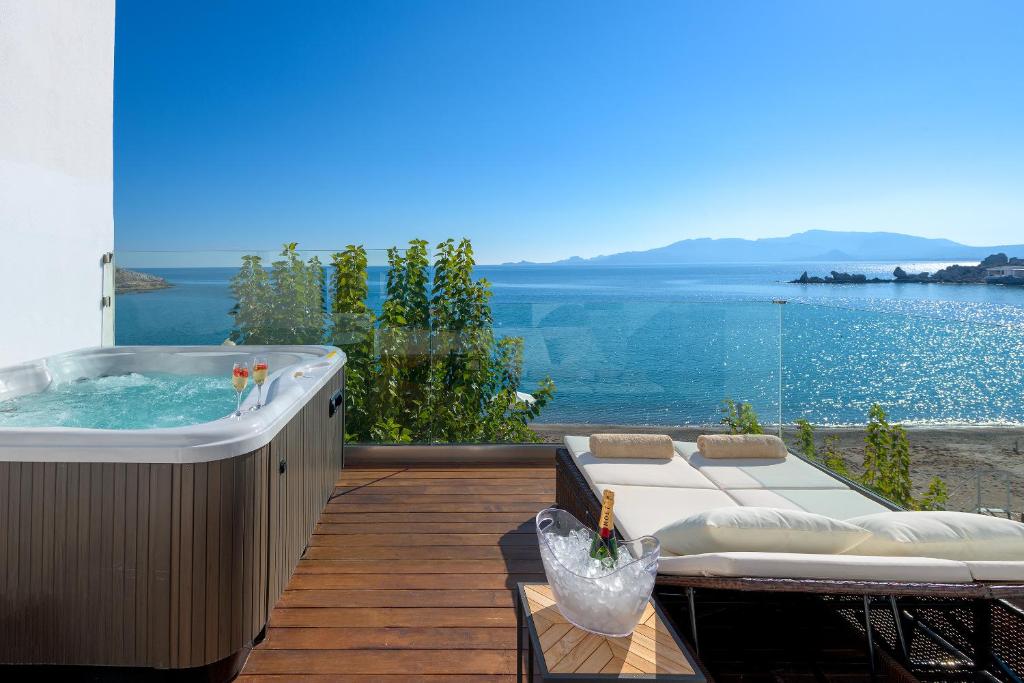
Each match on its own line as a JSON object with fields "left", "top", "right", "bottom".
{"left": 0, "top": 345, "right": 346, "bottom": 679}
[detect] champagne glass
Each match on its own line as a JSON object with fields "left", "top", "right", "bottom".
{"left": 252, "top": 357, "right": 269, "bottom": 409}
{"left": 232, "top": 361, "right": 249, "bottom": 416}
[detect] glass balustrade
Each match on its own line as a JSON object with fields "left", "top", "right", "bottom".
{"left": 111, "top": 249, "right": 1024, "bottom": 517}
{"left": 780, "top": 301, "right": 1024, "bottom": 516}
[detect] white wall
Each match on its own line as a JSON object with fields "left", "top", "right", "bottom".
{"left": 0, "top": 0, "right": 116, "bottom": 367}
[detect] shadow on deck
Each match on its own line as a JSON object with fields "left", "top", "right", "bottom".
{"left": 237, "top": 460, "right": 552, "bottom": 682}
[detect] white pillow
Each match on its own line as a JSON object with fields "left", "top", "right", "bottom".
{"left": 845, "top": 511, "right": 1024, "bottom": 561}
{"left": 655, "top": 507, "right": 871, "bottom": 556}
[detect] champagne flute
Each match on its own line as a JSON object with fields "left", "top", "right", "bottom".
{"left": 232, "top": 361, "right": 249, "bottom": 416}
{"left": 252, "top": 357, "right": 269, "bottom": 409}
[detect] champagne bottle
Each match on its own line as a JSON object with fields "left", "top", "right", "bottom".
{"left": 589, "top": 489, "right": 618, "bottom": 565}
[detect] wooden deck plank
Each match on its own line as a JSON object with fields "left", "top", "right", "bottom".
{"left": 297, "top": 534, "right": 539, "bottom": 549}
{"left": 243, "top": 649, "right": 515, "bottom": 675}
{"left": 313, "top": 522, "right": 534, "bottom": 534}
{"left": 270, "top": 607, "right": 514, "bottom": 628}
{"left": 277, "top": 589, "right": 515, "bottom": 608}
{"left": 302, "top": 544, "right": 539, "bottom": 561}
{"left": 318, "top": 512, "right": 541, "bottom": 524}
{"left": 325, "top": 495, "right": 553, "bottom": 505}
{"left": 323, "top": 502, "right": 546, "bottom": 513}
{"left": 340, "top": 467, "right": 551, "bottom": 476}
{"left": 257, "top": 626, "right": 516, "bottom": 649}
{"left": 338, "top": 477, "right": 555, "bottom": 486}
{"left": 240, "top": 461, "right": 552, "bottom": 679}
{"left": 281, "top": 559, "right": 543, "bottom": 574}
{"left": 285, "top": 573, "right": 543, "bottom": 590}
{"left": 238, "top": 675, "right": 515, "bottom": 682}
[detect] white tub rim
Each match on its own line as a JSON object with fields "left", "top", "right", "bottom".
{"left": 0, "top": 345, "right": 346, "bottom": 463}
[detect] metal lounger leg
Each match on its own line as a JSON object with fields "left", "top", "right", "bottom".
{"left": 527, "top": 631, "right": 534, "bottom": 683}
{"left": 889, "top": 595, "right": 909, "bottom": 663}
{"left": 863, "top": 595, "right": 876, "bottom": 675}
{"left": 687, "top": 587, "right": 699, "bottom": 655}
{"left": 517, "top": 596, "right": 523, "bottom": 683}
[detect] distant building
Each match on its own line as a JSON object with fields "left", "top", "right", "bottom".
{"left": 986, "top": 266, "right": 1024, "bottom": 279}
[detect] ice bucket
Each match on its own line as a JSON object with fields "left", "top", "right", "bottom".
{"left": 535, "top": 507, "right": 659, "bottom": 637}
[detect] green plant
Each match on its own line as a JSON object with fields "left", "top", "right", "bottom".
{"left": 794, "top": 419, "right": 816, "bottom": 460}
{"left": 328, "top": 245, "right": 376, "bottom": 441}
{"left": 860, "top": 403, "right": 947, "bottom": 510}
{"left": 792, "top": 419, "right": 849, "bottom": 477}
{"left": 861, "top": 404, "right": 892, "bottom": 491}
{"left": 721, "top": 399, "right": 764, "bottom": 435}
{"left": 918, "top": 477, "right": 949, "bottom": 511}
{"left": 228, "top": 254, "right": 271, "bottom": 343}
{"left": 229, "top": 243, "right": 325, "bottom": 345}
{"left": 418, "top": 239, "right": 555, "bottom": 442}
{"left": 230, "top": 239, "right": 556, "bottom": 443}
{"left": 821, "top": 434, "right": 850, "bottom": 477}
{"left": 885, "top": 424, "right": 913, "bottom": 507}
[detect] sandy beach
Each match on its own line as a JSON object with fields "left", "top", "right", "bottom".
{"left": 531, "top": 423, "right": 1024, "bottom": 515}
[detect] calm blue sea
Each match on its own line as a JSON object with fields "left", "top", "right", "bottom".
{"left": 115, "top": 262, "right": 1024, "bottom": 426}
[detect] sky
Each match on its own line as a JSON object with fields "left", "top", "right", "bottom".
{"left": 114, "top": 1, "right": 1024, "bottom": 264}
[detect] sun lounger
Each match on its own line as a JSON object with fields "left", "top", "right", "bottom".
{"left": 555, "top": 436, "right": 1024, "bottom": 678}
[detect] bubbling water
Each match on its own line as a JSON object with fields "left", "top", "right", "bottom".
{"left": 0, "top": 373, "right": 252, "bottom": 430}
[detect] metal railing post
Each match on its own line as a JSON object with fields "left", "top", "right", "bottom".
{"left": 773, "top": 299, "right": 787, "bottom": 438}
{"left": 101, "top": 251, "right": 115, "bottom": 346}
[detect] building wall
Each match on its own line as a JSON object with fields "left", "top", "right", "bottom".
{"left": 0, "top": 0, "right": 116, "bottom": 367}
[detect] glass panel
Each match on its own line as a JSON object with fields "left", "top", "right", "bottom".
{"left": 782, "top": 302, "right": 1024, "bottom": 515}
{"left": 419, "top": 301, "right": 782, "bottom": 444}
{"left": 115, "top": 252, "right": 786, "bottom": 446}
{"left": 115, "top": 249, "right": 393, "bottom": 346}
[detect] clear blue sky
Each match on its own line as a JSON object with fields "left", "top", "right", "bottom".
{"left": 114, "top": 1, "right": 1024, "bottom": 264}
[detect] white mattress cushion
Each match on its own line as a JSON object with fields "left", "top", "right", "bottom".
{"left": 564, "top": 436, "right": 718, "bottom": 490}
{"left": 655, "top": 507, "right": 871, "bottom": 556}
{"left": 965, "top": 561, "right": 1024, "bottom": 582}
{"left": 676, "top": 442, "right": 848, "bottom": 490}
{"left": 657, "top": 551, "right": 974, "bottom": 583}
{"left": 590, "top": 484, "right": 739, "bottom": 540}
{"left": 726, "top": 488, "right": 891, "bottom": 520}
{"left": 847, "top": 511, "right": 1024, "bottom": 561}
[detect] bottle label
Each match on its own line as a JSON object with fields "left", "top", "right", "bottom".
{"left": 597, "top": 490, "right": 615, "bottom": 533}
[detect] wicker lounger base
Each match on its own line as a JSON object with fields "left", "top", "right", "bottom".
{"left": 555, "top": 447, "right": 1024, "bottom": 681}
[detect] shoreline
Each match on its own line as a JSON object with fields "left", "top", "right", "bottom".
{"left": 531, "top": 423, "right": 1024, "bottom": 515}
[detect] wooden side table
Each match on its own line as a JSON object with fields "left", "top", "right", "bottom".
{"left": 516, "top": 582, "right": 706, "bottom": 682}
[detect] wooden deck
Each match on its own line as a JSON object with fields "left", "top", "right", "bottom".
{"left": 237, "top": 461, "right": 553, "bottom": 682}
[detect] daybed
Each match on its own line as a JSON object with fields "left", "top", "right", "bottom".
{"left": 556, "top": 436, "right": 1024, "bottom": 680}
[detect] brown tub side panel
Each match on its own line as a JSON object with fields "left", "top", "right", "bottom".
{"left": 0, "top": 366, "right": 344, "bottom": 670}
{"left": 266, "top": 372, "right": 344, "bottom": 614}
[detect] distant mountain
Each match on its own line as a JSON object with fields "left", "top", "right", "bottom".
{"left": 509, "top": 230, "right": 1024, "bottom": 265}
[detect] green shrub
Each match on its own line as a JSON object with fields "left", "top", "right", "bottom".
{"left": 792, "top": 410, "right": 944, "bottom": 508}
{"left": 721, "top": 399, "right": 764, "bottom": 435}
{"left": 860, "top": 404, "right": 947, "bottom": 510}
{"left": 229, "top": 243, "right": 324, "bottom": 344}
{"left": 918, "top": 477, "right": 950, "bottom": 511}
{"left": 229, "top": 239, "right": 555, "bottom": 443}
{"left": 794, "top": 419, "right": 816, "bottom": 460}
{"left": 792, "top": 419, "right": 849, "bottom": 477}
{"left": 821, "top": 434, "right": 850, "bottom": 477}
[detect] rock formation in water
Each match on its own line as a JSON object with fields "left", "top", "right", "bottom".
{"left": 792, "top": 270, "right": 888, "bottom": 284}
{"left": 115, "top": 267, "right": 173, "bottom": 294}
{"left": 792, "top": 254, "right": 1024, "bottom": 286}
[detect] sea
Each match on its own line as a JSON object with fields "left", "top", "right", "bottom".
{"left": 115, "top": 261, "right": 1024, "bottom": 427}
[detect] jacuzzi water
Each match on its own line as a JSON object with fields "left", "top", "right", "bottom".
{"left": 0, "top": 372, "right": 254, "bottom": 430}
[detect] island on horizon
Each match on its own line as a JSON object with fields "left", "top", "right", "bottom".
{"left": 502, "top": 230, "right": 1024, "bottom": 266}
{"left": 790, "top": 253, "right": 1024, "bottom": 286}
